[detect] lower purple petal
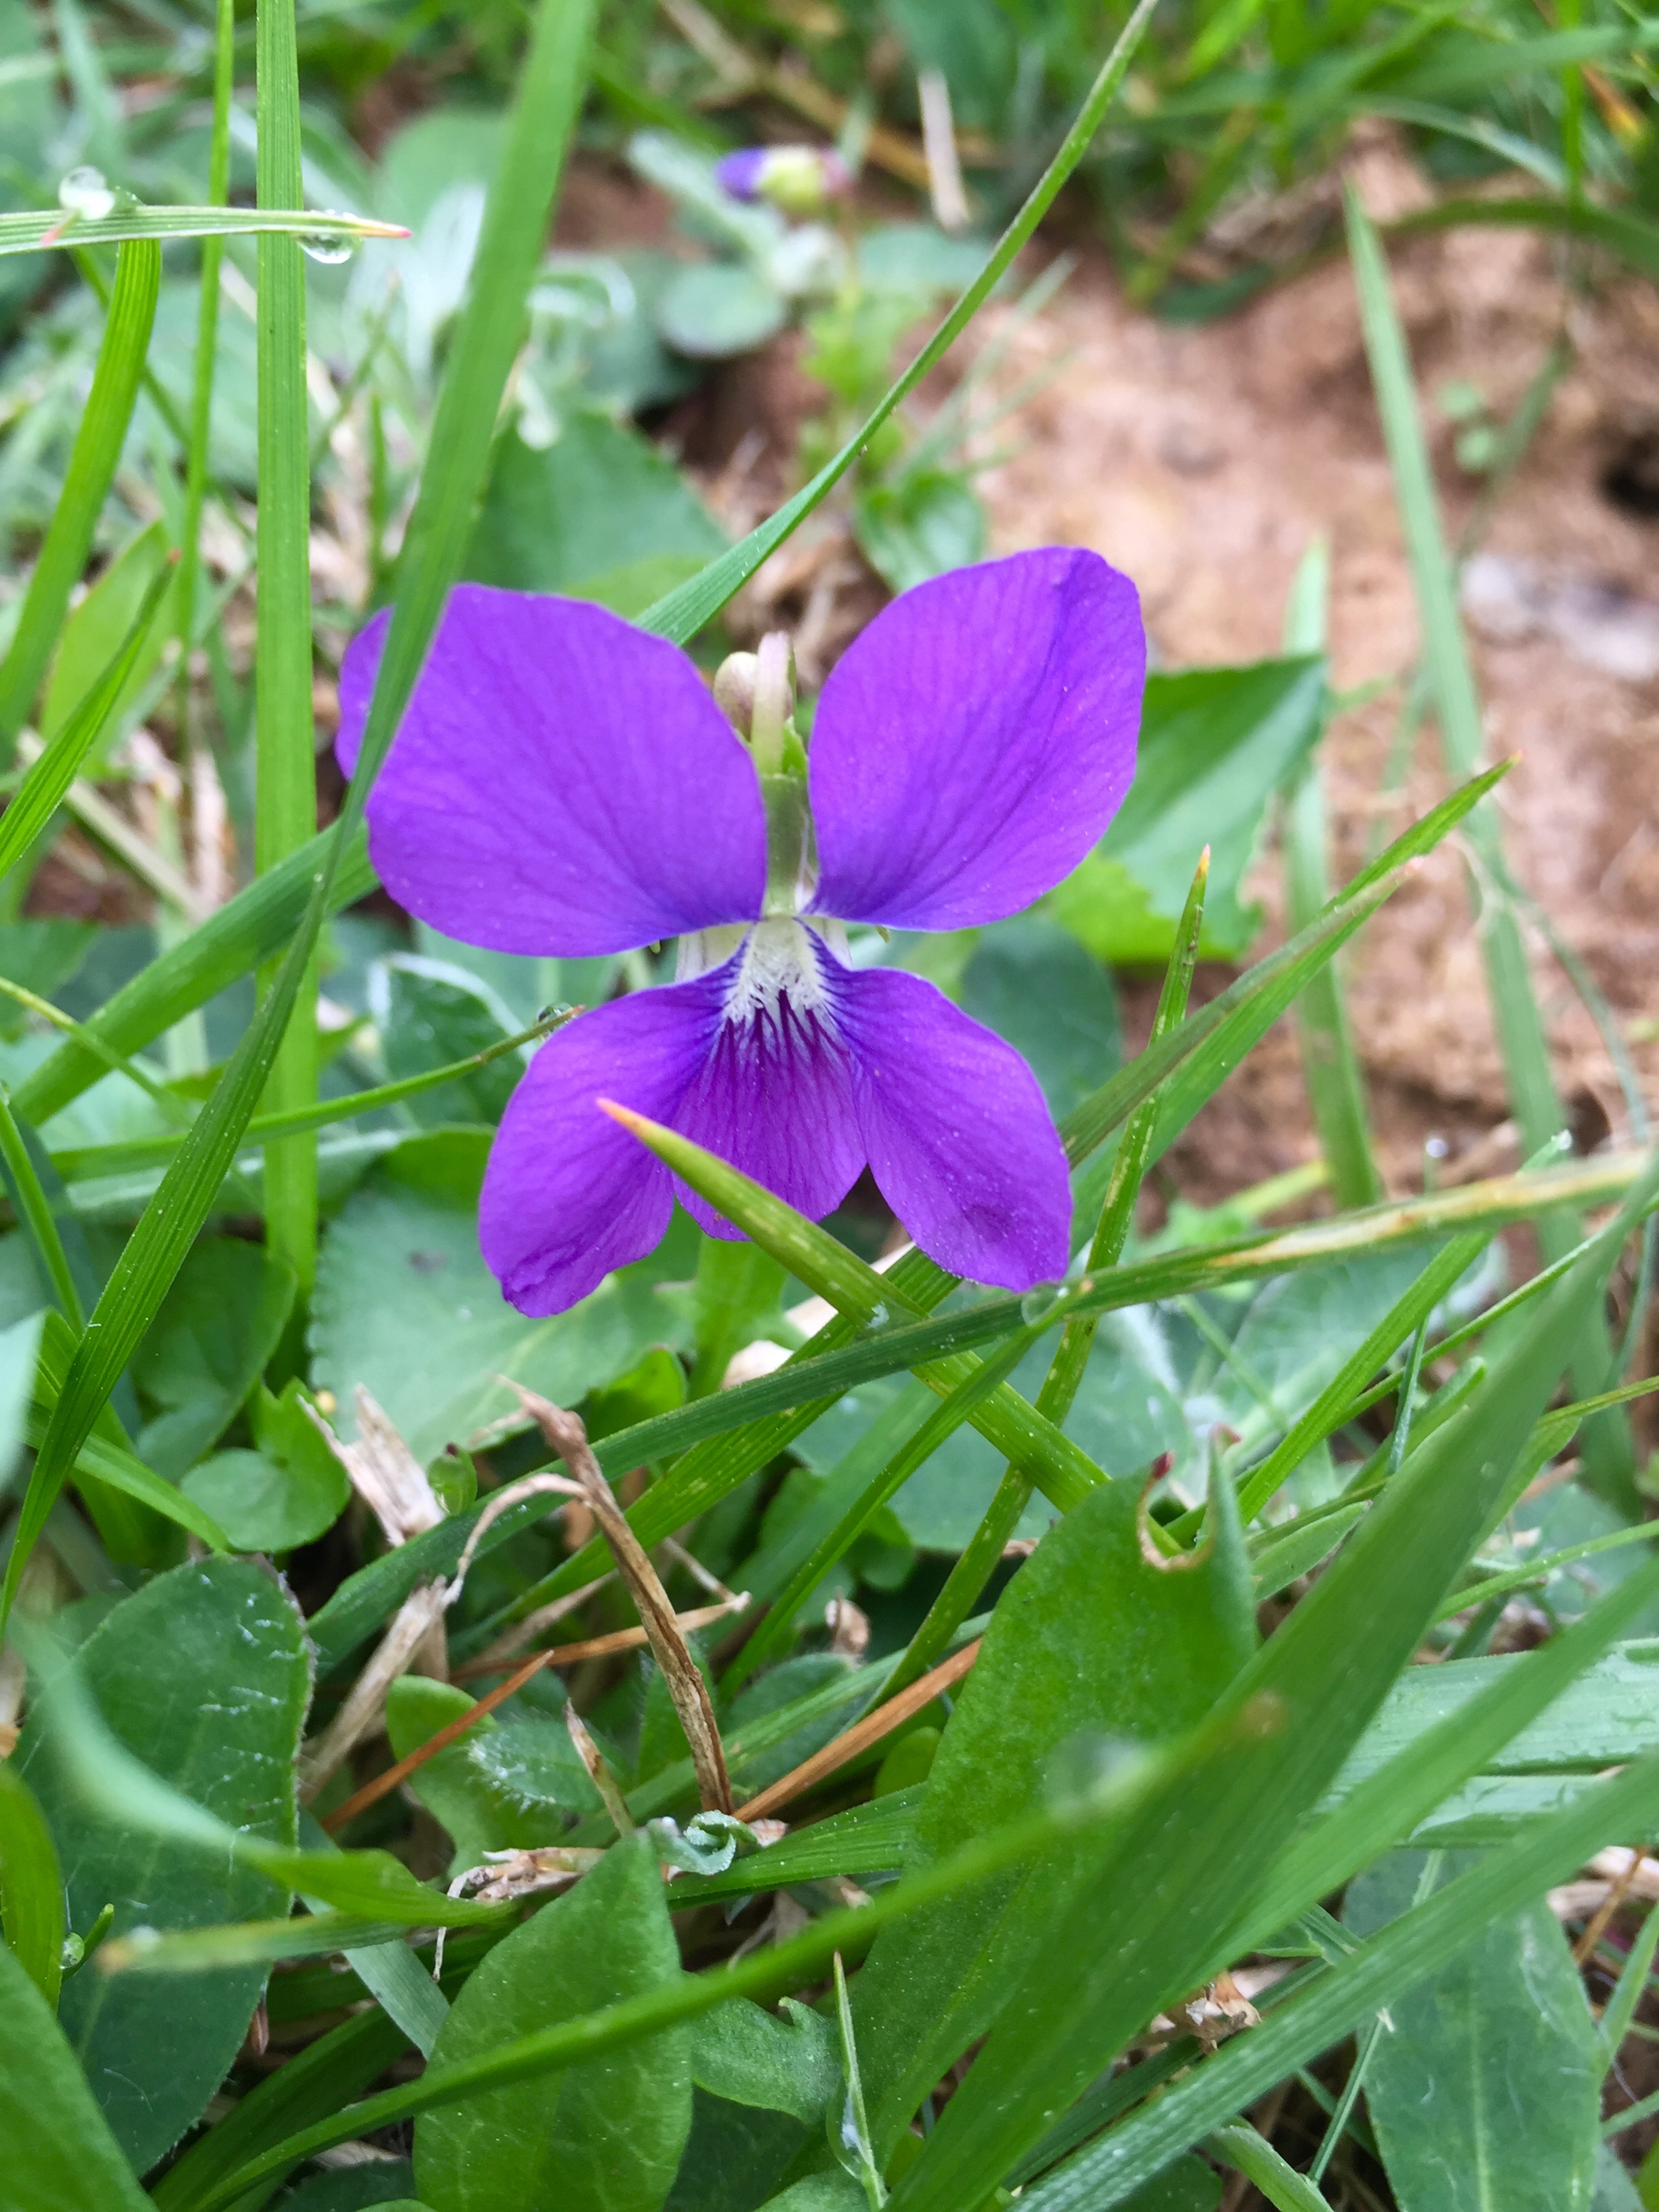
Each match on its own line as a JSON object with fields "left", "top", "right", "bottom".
{"left": 831, "top": 962, "right": 1071, "bottom": 1290}
{"left": 674, "top": 934, "right": 864, "bottom": 1240}
{"left": 480, "top": 977, "right": 725, "bottom": 1315}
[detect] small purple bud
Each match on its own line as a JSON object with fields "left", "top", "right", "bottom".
{"left": 715, "top": 144, "right": 851, "bottom": 216}
{"left": 714, "top": 148, "right": 772, "bottom": 203}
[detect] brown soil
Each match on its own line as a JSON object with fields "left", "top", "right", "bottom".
{"left": 968, "top": 216, "right": 1659, "bottom": 1202}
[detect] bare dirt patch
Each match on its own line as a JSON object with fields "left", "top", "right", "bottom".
{"left": 970, "top": 224, "right": 1659, "bottom": 1200}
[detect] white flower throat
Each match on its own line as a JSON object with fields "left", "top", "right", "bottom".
{"left": 676, "top": 914, "right": 848, "bottom": 1036}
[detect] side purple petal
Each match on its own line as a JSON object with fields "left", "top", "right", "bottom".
{"left": 337, "top": 585, "right": 767, "bottom": 958}
{"left": 808, "top": 549, "right": 1145, "bottom": 932}
{"left": 480, "top": 975, "right": 726, "bottom": 1315}
{"left": 830, "top": 961, "right": 1071, "bottom": 1290}
{"left": 672, "top": 933, "right": 865, "bottom": 1240}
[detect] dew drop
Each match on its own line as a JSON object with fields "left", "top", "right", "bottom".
{"left": 300, "top": 232, "right": 356, "bottom": 266}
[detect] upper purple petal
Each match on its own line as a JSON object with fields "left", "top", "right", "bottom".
{"left": 336, "top": 585, "right": 768, "bottom": 958}
{"left": 830, "top": 960, "right": 1071, "bottom": 1289}
{"left": 807, "top": 549, "right": 1145, "bottom": 932}
{"left": 480, "top": 974, "right": 729, "bottom": 1315}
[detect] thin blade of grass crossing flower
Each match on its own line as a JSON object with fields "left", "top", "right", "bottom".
{"left": 0, "top": 0, "right": 598, "bottom": 1629}
{"left": 257, "top": 0, "right": 320, "bottom": 1292}
{"left": 0, "top": 557, "right": 176, "bottom": 886}
{"left": 600, "top": 1101, "right": 1106, "bottom": 1516}
{"left": 1344, "top": 184, "right": 1634, "bottom": 1506}
{"left": 883, "top": 848, "right": 1215, "bottom": 1699}
{"left": 636, "top": 0, "right": 1161, "bottom": 648}
{"left": 0, "top": 239, "right": 160, "bottom": 763}
{"left": 879, "top": 1151, "right": 1659, "bottom": 2211}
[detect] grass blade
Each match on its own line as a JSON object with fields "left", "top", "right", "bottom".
{"left": 0, "top": 240, "right": 160, "bottom": 761}
{"left": 0, "top": 559, "right": 176, "bottom": 886}
{"left": 1282, "top": 537, "right": 1382, "bottom": 1208}
{"left": 1344, "top": 184, "right": 1633, "bottom": 1504}
{"left": 1025, "top": 1747, "right": 1659, "bottom": 2209}
{"left": 8, "top": 825, "right": 375, "bottom": 1129}
{"left": 0, "top": 207, "right": 405, "bottom": 256}
{"left": 255, "top": 0, "right": 319, "bottom": 1292}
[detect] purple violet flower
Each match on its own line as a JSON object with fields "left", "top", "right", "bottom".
{"left": 337, "top": 550, "right": 1145, "bottom": 1316}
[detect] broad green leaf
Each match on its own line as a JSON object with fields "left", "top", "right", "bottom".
{"left": 182, "top": 1376, "right": 354, "bottom": 1551}
{"left": 465, "top": 411, "right": 725, "bottom": 599}
{"left": 0, "top": 1759, "right": 64, "bottom": 2007}
{"left": 309, "top": 1135, "right": 685, "bottom": 1465}
{"left": 17, "top": 1559, "right": 310, "bottom": 2172}
{"left": 1048, "top": 657, "right": 1326, "bottom": 962}
{"left": 754, "top": 2182, "right": 864, "bottom": 2212}
{"left": 0, "top": 1939, "right": 152, "bottom": 2212}
{"left": 0, "top": 239, "right": 159, "bottom": 760}
{"left": 180, "top": 1443, "right": 344, "bottom": 1554}
{"left": 371, "top": 954, "right": 527, "bottom": 1126}
{"left": 853, "top": 469, "right": 985, "bottom": 594}
{"left": 691, "top": 1999, "right": 840, "bottom": 2123}
{"left": 956, "top": 916, "right": 1121, "bottom": 1120}
{"left": 853, "top": 1469, "right": 1256, "bottom": 2157}
{"left": 134, "top": 1236, "right": 297, "bottom": 1478}
{"left": 1347, "top": 1851, "right": 1600, "bottom": 2212}
{"left": 384, "top": 1676, "right": 554, "bottom": 1876}
{"left": 414, "top": 1837, "right": 693, "bottom": 2212}
{"left": 655, "top": 260, "right": 788, "bottom": 356}
{"left": 665, "top": 2097, "right": 817, "bottom": 2212}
